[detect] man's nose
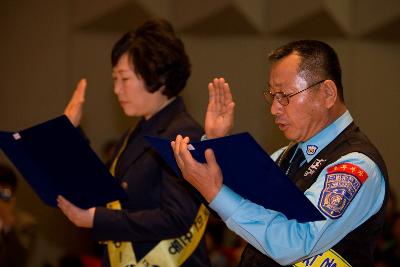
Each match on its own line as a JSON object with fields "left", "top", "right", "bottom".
{"left": 270, "top": 98, "right": 283, "bottom": 116}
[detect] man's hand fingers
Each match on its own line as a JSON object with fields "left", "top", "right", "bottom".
{"left": 173, "top": 136, "right": 191, "bottom": 177}
{"left": 208, "top": 82, "right": 216, "bottom": 107}
{"left": 223, "top": 82, "right": 234, "bottom": 107}
{"left": 213, "top": 78, "right": 221, "bottom": 109}
{"left": 177, "top": 136, "right": 194, "bottom": 166}
{"left": 204, "top": 148, "right": 217, "bottom": 168}
{"left": 172, "top": 135, "right": 183, "bottom": 167}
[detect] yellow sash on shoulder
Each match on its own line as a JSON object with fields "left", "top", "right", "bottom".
{"left": 106, "top": 201, "right": 209, "bottom": 267}
{"left": 293, "top": 249, "right": 351, "bottom": 267}
{"left": 106, "top": 129, "right": 209, "bottom": 267}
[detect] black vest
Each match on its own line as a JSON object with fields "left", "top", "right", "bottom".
{"left": 239, "top": 123, "right": 389, "bottom": 267}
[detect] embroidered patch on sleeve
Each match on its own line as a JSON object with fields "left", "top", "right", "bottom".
{"left": 318, "top": 163, "right": 369, "bottom": 219}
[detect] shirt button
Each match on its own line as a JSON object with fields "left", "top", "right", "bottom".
{"left": 121, "top": 181, "right": 128, "bottom": 190}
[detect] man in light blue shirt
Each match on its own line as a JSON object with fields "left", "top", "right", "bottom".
{"left": 172, "top": 40, "right": 387, "bottom": 266}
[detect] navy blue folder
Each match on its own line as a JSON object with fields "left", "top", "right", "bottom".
{"left": 146, "top": 133, "right": 325, "bottom": 223}
{"left": 0, "top": 115, "right": 127, "bottom": 209}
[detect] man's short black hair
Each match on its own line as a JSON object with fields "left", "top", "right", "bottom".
{"left": 111, "top": 18, "right": 191, "bottom": 98}
{"left": 268, "top": 40, "right": 344, "bottom": 102}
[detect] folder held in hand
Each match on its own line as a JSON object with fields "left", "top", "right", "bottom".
{"left": 0, "top": 115, "right": 127, "bottom": 209}
{"left": 146, "top": 133, "right": 325, "bottom": 223}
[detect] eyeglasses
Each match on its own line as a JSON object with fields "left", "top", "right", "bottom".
{"left": 263, "top": 79, "right": 326, "bottom": 106}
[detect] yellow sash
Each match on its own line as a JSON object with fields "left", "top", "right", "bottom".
{"left": 293, "top": 249, "right": 351, "bottom": 267}
{"left": 106, "top": 129, "right": 209, "bottom": 267}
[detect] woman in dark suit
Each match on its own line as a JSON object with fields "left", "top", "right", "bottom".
{"left": 58, "top": 18, "right": 210, "bottom": 267}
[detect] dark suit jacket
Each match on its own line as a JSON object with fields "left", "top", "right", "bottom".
{"left": 92, "top": 97, "right": 210, "bottom": 267}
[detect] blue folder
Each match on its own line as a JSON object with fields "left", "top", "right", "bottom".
{"left": 146, "top": 133, "right": 325, "bottom": 223}
{"left": 0, "top": 115, "right": 127, "bottom": 209}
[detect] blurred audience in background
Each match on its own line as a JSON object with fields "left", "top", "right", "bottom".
{"left": 0, "top": 163, "right": 37, "bottom": 267}
{"left": 205, "top": 214, "right": 247, "bottom": 267}
{"left": 374, "top": 189, "right": 400, "bottom": 266}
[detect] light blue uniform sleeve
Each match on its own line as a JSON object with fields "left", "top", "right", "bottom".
{"left": 209, "top": 152, "right": 385, "bottom": 265}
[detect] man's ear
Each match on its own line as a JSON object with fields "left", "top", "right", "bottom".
{"left": 322, "top": 80, "right": 337, "bottom": 108}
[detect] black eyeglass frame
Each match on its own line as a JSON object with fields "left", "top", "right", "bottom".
{"left": 264, "top": 79, "right": 326, "bottom": 106}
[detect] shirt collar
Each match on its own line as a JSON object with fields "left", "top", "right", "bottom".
{"left": 139, "top": 96, "right": 184, "bottom": 133}
{"left": 298, "top": 110, "right": 353, "bottom": 163}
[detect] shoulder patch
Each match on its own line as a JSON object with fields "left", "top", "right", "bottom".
{"left": 318, "top": 163, "right": 368, "bottom": 219}
{"left": 327, "top": 163, "right": 368, "bottom": 183}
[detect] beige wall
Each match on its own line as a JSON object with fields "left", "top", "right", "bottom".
{"left": 0, "top": 1, "right": 101, "bottom": 266}
{"left": 1, "top": 1, "right": 399, "bottom": 265}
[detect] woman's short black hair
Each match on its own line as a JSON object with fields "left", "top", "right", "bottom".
{"left": 111, "top": 18, "right": 191, "bottom": 98}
